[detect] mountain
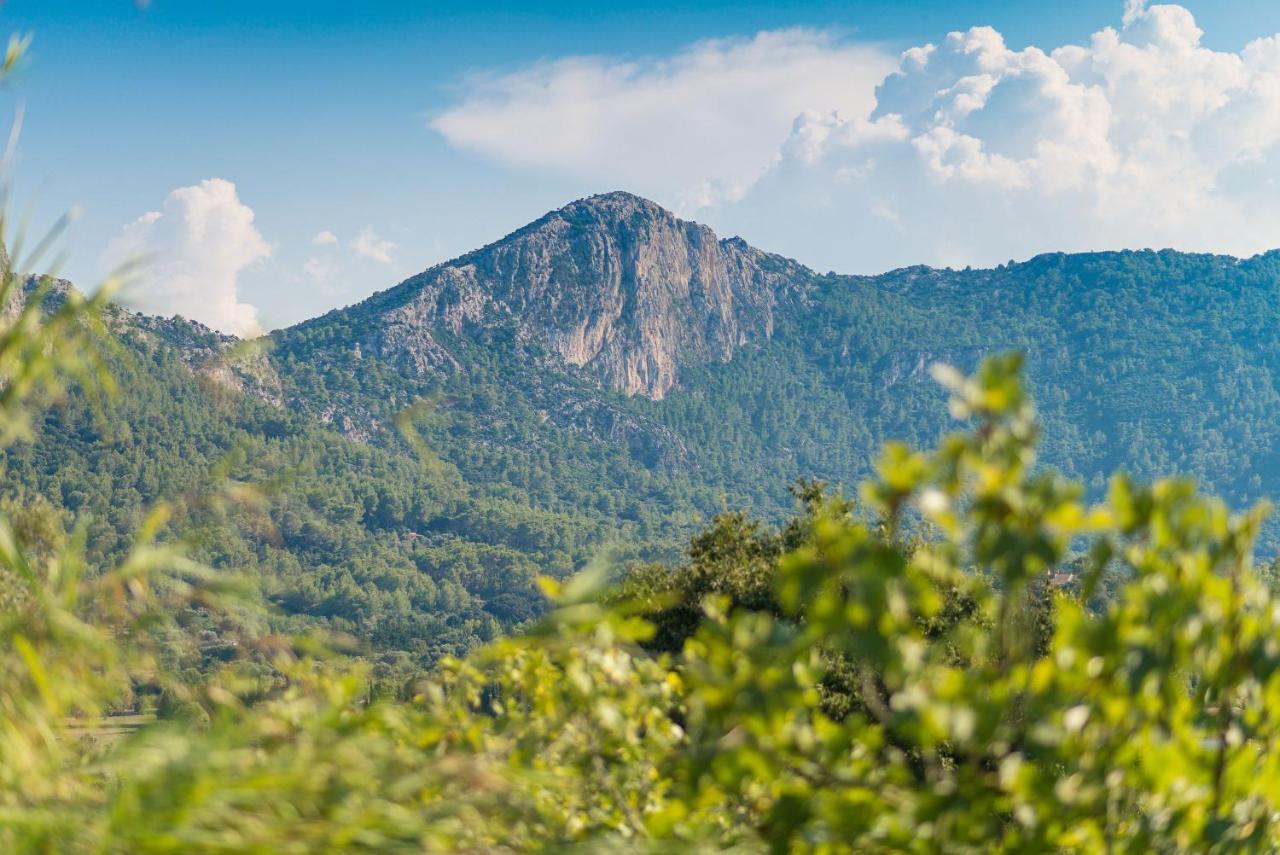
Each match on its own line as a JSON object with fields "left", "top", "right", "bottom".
{"left": 330, "top": 191, "right": 809, "bottom": 400}
{"left": 10, "top": 191, "right": 1280, "bottom": 665}
{"left": 275, "top": 192, "right": 1280, "bottom": 513}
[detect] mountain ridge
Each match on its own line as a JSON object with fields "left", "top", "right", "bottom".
{"left": 286, "top": 190, "right": 812, "bottom": 400}
{"left": 272, "top": 194, "right": 1280, "bottom": 405}
{"left": 119, "top": 192, "right": 1280, "bottom": 411}
{"left": 14, "top": 190, "right": 1280, "bottom": 666}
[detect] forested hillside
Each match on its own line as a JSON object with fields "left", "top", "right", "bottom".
{"left": 266, "top": 194, "right": 1280, "bottom": 542}
{"left": 0, "top": 300, "right": 690, "bottom": 665}
{"left": 9, "top": 193, "right": 1280, "bottom": 666}
{"left": 642, "top": 248, "right": 1280, "bottom": 516}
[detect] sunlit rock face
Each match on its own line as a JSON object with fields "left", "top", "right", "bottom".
{"left": 358, "top": 191, "right": 807, "bottom": 399}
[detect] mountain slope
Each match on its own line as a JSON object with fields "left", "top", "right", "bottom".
{"left": 1, "top": 299, "right": 697, "bottom": 666}
{"left": 276, "top": 193, "right": 1280, "bottom": 522}
{"left": 287, "top": 191, "right": 811, "bottom": 400}
{"left": 9, "top": 192, "right": 1280, "bottom": 668}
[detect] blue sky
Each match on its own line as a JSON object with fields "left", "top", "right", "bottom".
{"left": 6, "top": 1, "right": 1280, "bottom": 332}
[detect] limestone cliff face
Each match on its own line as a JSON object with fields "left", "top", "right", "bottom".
{"left": 360, "top": 192, "right": 810, "bottom": 399}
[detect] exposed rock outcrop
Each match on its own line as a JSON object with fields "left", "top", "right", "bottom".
{"left": 357, "top": 192, "right": 811, "bottom": 399}
{"left": 126, "top": 312, "right": 284, "bottom": 407}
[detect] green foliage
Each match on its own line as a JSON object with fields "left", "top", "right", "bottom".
{"left": 626, "top": 250, "right": 1280, "bottom": 538}
{"left": 619, "top": 509, "right": 784, "bottom": 654}
{"left": 11, "top": 300, "right": 1280, "bottom": 849}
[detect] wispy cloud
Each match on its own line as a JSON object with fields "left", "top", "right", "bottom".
{"left": 431, "top": 29, "right": 894, "bottom": 212}
{"left": 351, "top": 225, "right": 396, "bottom": 265}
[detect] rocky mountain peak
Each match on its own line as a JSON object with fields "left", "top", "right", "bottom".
{"left": 558, "top": 190, "right": 674, "bottom": 223}
{"left": 355, "top": 192, "right": 811, "bottom": 399}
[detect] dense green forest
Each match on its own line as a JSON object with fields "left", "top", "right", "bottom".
{"left": 0, "top": 300, "right": 707, "bottom": 666}
{"left": 636, "top": 249, "right": 1280, "bottom": 517}
{"left": 11, "top": 207, "right": 1280, "bottom": 671}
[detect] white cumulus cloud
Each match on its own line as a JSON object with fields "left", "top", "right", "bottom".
{"left": 716, "top": 1, "right": 1280, "bottom": 271}
{"left": 104, "top": 178, "right": 271, "bottom": 336}
{"left": 431, "top": 29, "right": 895, "bottom": 211}
{"left": 311, "top": 229, "right": 338, "bottom": 246}
{"left": 351, "top": 226, "right": 396, "bottom": 264}
{"left": 433, "top": 4, "right": 1280, "bottom": 273}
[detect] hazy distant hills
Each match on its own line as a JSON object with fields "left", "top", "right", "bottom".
{"left": 11, "top": 191, "right": 1280, "bottom": 662}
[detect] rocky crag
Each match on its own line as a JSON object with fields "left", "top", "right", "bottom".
{"left": 336, "top": 191, "right": 811, "bottom": 400}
